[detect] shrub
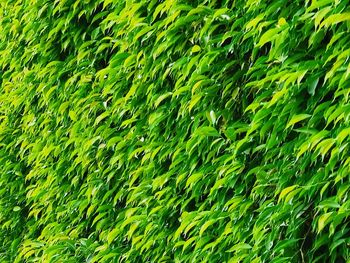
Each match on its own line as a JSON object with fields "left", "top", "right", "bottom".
{"left": 1, "top": 0, "right": 350, "bottom": 262}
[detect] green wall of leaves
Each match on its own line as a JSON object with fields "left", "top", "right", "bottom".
{"left": 1, "top": 0, "right": 350, "bottom": 262}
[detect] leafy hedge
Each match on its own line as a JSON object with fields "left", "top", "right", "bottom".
{"left": 1, "top": 0, "right": 350, "bottom": 262}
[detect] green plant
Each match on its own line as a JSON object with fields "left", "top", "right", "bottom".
{"left": 1, "top": 0, "right": 350, "bottom": 262}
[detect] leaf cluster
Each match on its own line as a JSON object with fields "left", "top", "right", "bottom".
{"left": 1, "top": 0, "right": 350, "bottom": 262}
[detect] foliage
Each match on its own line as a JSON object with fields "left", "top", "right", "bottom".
{"left": 1, "top": 0, "right": 350, "bottom": 262}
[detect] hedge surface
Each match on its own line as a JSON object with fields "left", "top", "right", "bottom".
{"left": 1, "top": 0, "right": 350, "bottom": 262}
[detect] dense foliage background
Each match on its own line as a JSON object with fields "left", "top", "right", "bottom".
{"left": 1, "top": 0, "right": 350, "bottom": 262}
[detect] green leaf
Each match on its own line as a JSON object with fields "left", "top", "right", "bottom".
{"left": 191, "top": 45, "right": 201, "bottom": 53}
{"left": 94, "top": 111, "right": 110, "bottom": 126}
{"left": 69, "top": 110, "right": 78, "bottom": 121}
{"left": 13, "top": 206, "right": 21, "bottom": 212}
{"left": 318, "top": 199, "right": 340, "bottom": 209}
{"left": 195, "top": 126, "right": 220, "bottom": 137}
{"left": 278, "top": 185, "right": 298, "bottom": 203}
{"left": 318, "top": 212, "right": 333, "bottom": 233}
{"left": 257, "top": 28, "right": 281, "bottom": 47}
{"left": 336, "top": 127, "right": 350, "bottom": 144}
{"left": 321, "top": 12, "right": 350, "bottom": 28}
{"left": 154, "top": 92, "right": 172, "bottom": 108}
{"left": 186, "top": 173, "right": 203, "bottom": 188}
{"left": 286, "top": 114, "right": 311, "bottom": 129}
{"left": 226, "top": 243, "right": 252, "bottom": 252}
{"left": 107, "top": 228, "right": 120, "bottom": 244}
{"left": 199, "top": 219, "right": 216, "bottom": 236}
